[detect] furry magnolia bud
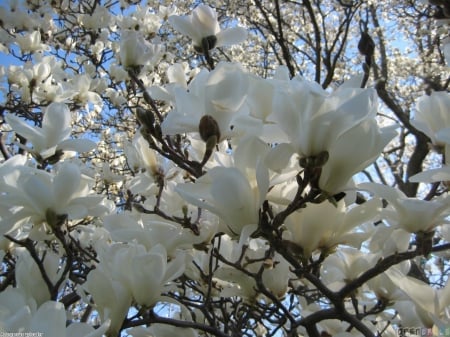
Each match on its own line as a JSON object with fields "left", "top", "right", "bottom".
{"left": 199, "top": 115, "right": 221, "bottom": 142}
{"left": 194, "top": 35, "right": 218, "bottom": 54}
{"left": 358, "top": 32, "right": 375, "bottom": 58}
{"left": 136, "top": 107, "right": 155, "bottom": 129}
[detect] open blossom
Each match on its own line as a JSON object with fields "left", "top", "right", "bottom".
{"left": 161, "top": 62, "right": 249, "bottom": 142}
{"left": 283, "top": 198, "right": 381, "bottom": 258}
{"left": 268, "top": 77, "right": 397, "bottom": 194}
{"left": 84, "top": 242, "right": 186, "bottom": 335}
{"left": 0, "top": 287, "right": 109, "bottom": 336}
{"left": 176, "top": 136, "right": 270, "bottom": 237}
{"left": 411, "top": 91, "right": 450, "bottom": 157}
{"left": 360, "top": 183, "right": 450, "bottom": 233}
{"left": 15, "top": 31, "right": 49, "bottom": 54}
{"left": 118, "top": 30, "right": 163, "bottom": 69}
{"left": 168, "top": 4, "right": 247, "bottom": 53}
{"left": 321, "top": 248, "right": 378, "bottom": 292}
{"left": 387, "top": 266, "right": 450, "bottom": 327}
{"left": 270, "top": 78, "right": 378, "bottom": 158}
{"left": 0, "top": 161, "right": 113, "bottom": 238}
{"left": 5, "top": 102, "right": 96, "bottom": 160}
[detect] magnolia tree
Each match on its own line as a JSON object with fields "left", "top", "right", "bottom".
{"left": 0, "top": 0, "right": 450, "bottom": 336}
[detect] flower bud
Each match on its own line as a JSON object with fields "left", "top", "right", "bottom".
{"left": 194, "top": 35, "right": 218, "bottom": 54}
{"left": 358, "top": 32, "right": 375, "bottom": 58}
{"left": 136, "top": 107, "right": 155, "bottom": 130}
{"left": 199, "top": 115, "right": 221, "bottom": 142}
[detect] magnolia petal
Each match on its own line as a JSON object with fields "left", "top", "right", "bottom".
{"left": 216, "top": 27, "right": 248, "bottom": 47}
{"left": 22, "top": 175, "right": 53, "bottom": 214}
{"left": 168, "top": 15, "right": 199, "bottom": 43}
{"left": 58, "top": 138, "right": 97, "bottom": 153}
{"left": 386, "top": 267, "right": 437, "bottom": 315}
{"left": 192, "top": 5, "right": 220, "bottom": 37}
{"left": 30, "top": 301, "right": 66, "bottom": 337}
{"left": 209, "top": 167, "right": 256, "bottom": 227}
{"left": 343, "top": 198, "right": 381, "bottom": 233}
{"left": 63, "top": 204, "right": 89, "bottom": 219}
{"left": 42, "top": 102, "right": 72, "bottom": 147}
{"left": 5, "top": 113, "right": 45, "bottom": 147}
{"left": 206, "top": 63, "right": 248, "bottom": 129}
{"left": 164, "top": 250, "right": 187, "bottom": 282}
{"left": 264, "top": 143, "right": 295, "bottom": 172}
{"left": 409, "top": 166, "right": 450, "bottom": 183}
{"left": 233, "top": 136, "right": 268, "bottom": 173}
{"left": 54, "top": 163, "right": 81, "bottom": 208}
{"left": 85, "top": 269, "right": 121, "bottom": 309}
{"left": 161, "top": 89, "right": 202, "bottom": 135}
{"left": 436, "top": 127, "right": 450, "bottom": 144}
{"left": 130, "top": 247, "right": 166, "bottom": 306}
{"left": 175, "top": 176, "right": 220, "bottom": 216}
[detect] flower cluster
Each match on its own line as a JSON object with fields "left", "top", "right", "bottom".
{"left": 0, "top": 1, "right": 449, "bottom": 337}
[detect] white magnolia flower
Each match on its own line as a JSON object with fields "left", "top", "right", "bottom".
{"left": 87, "top": 242, "right": 186, "bottom": 317}
{"left": 411, "top": 91, "right": 450, "bottom": 151}
{"left": 204, "top": 236, "right": 292, "bottom": 300}
{"left": 268, "top": 78, "right": 397, "bottom": 194}
{"left": 321, "top": 247, "right": 378, "bottom": 292}
{"left": 161, "top": 62, "right": 249, "bottom": 142}
{"left": 0, "top": 162, "right": 112, "bottom": 238}
{"left": 270, "top": 78, "right": 377, "bottom": 158}
{"left": 118, "top": 30, "right": 163, "bottom": 69}
{"left": 0, "top": 288, "right": 109, "bottom": 337}
{"left": 177, "top": 166, "right": 260, "bottom": 236}
{"left": 360, "top": 182, "right": 450, "bottom": 233}
{"left": 15, "top": 249, "right": 64, "bottom": 306}
{"left": 168, "top": 4, "right": 247, "bottom": 53}
{"left": 15, "top": 31, "right": 49, "bottom": 54}
{"left": 103, "top": 212, "right": 215, "bottom": 257}
{"left": 387, "top": 266, "right": 450, "bottom": 327}
{"left": 283, "top": 198, "right": 381, "bottom": 258}
{"left": 319, "top": 122, "right": 397, "bottom": 194}
{"left": 127, "top": 244, "right": 187, "bottom": 307}
{"left": 176, "top": 137, "right": 270, "bottom": 237}
{"left": 5, "top": 102, "right": 96, "bottom": 160}
{"left": 84, "top": 266, "right": 132, "bottom": 336}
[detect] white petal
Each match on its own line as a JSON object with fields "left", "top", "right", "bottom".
{"left": 30, "top": 301, "right": 66, "bottom": 337}
{"left": 58, "top": 138, "right": 97, "bottom": 153}
{"left": 130, "top": 247, "right": 166, "bottom": 306}
{"left": 409, "top": 166, "right": 450, "bottom": 183}
{"left": 161, "top": 89, "right": 202, "bottom": 135}
{"left": 23, "top": 175, "right": 53, "bottom": 213}
{"left": 5, "top": 113, "right": 45, "bottom": 147}
{"left": 54, "top": 163, "right": 81, "bottom": 208}
{"left": 42, "top": 102, "right": 72, "bottom": 146}
{"left": 168, "top": 15, "right": 200, "bottom": 44}
{"left": 164, "top": 250, "right": 187, "bottom": 282}
{"left": 192, "top": 4, "right": 220, "bottom": 37}
{"left": 386, "top": 267, "right": 437, "bottom": 315}
{"left": 216, "top": 27, "right": 248, "bottom": 47}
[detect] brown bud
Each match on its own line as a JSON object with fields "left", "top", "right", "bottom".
{"left": 199, "top": 115, "right": 221, "bottom": 142}
{"left": 136, "top": 107, "right": 155, "bottom": 130}
{"left": 194, "top": 35, "right": 218, "bottom": 54}
{"left": 358, "top": 32, "right": 375, "bottom": 58}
